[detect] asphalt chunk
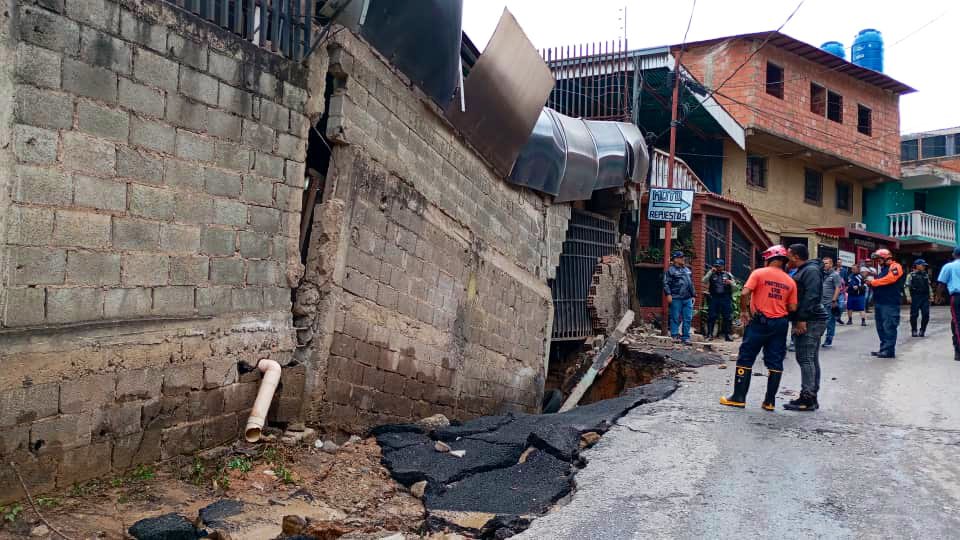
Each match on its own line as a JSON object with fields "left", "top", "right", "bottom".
{"left": 382, "top": 437, "right": 525, "bottom": 486}
{"left": 129, "top": 513, "right": 204, "bottom": 540}
{"left": 434, "top": 414, "right": 515, "bottom": 441}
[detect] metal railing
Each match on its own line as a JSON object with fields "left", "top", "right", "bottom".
{"left": 165, "top": 0, "right": 312, "bottom": 60}
{"left": 649, "top": 148, "right": 710, "bottom": 193}
{"left": 888, "top": 211, "right": 957, "bottom": 243}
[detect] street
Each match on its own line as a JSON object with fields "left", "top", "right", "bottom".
{"left": 521, "top": 307, "right": 960, "bottom": 539}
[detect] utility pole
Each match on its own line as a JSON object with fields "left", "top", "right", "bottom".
{"left": 662, "top": 50, "right": 681, "bottom": 335}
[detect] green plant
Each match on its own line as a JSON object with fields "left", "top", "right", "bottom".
{"left": 190, "top": 457, "right": 207, "bottom": 487}
{"left": 1, "top": 504, "right": 23, "bottom": 523}
{"left": 227, "top": 457, "right": 252, "bottom": 473}
{"left": 274, "top": 464, "right": 295, "bottom": 485}
{"left": 129, "top": 464, "right": 156, "bottom": 483}
{"left": 261, "top": 446, "right": 281, "bottom": 465}
{"left": 70, "top": 480, "right": 103, "bottom": 497}
{"left": 35, "top": 497, "right": 59, "bottom": 508}
{"left": 212, "top": 465, "right": 232, "bottom": 491}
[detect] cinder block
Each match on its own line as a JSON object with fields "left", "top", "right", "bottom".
{"left": 203, "top": 357, "right": 238, "bottom": 389}
{"left": 118, "top": 146, "right": 163, "bottom": 184}
{"left": 117, "top": 368, "right": 162, "bottom": 400}
{"left": 19, "top": 6, "right": 80, "bottom": 54}
{"left": 113, "top": 429, "right": 162, "bottom": 470}
{"left": 129, "top": 184, "right": 175, "bottom": 220}
{"left": 13, "top": 125, "right": 60, "bottom": 165}
{"left": 203, "top": 413, "right": 238, "bottom": 446}
{"left": 66, "top": 251, "right": 121, "bottom": 286}
{"left": 218, "top": 82, "right": 254, "bottom": 117}
{"left": 253, "top": 152, "right": 285, "bottom": 179}
{"left": 209, "top": 51, "right": 240, "bottom": 84}
{"left": 283, "top": 82, "right": 308, "bottom": 111}
{"left": 6, "top": 206, "right": 56, "bottom": 246}
{"left": 120, "top": 9, "right": 167, "bottom": 52}
{"left": 65, "top": 0, "right": 120, "bottom": 33}
{"left": 180, "top": 68, "right": 218, "bottom": 106}
{"left": 14, "top": 165, "right": 71, "bottom": 206}
{"left": 208, "top": 109, "right": 242, "bottom": 141}
{"left": 290, "top": 111, "right": 308, "bottom": 137}
{"left": 161, "top": 421, "right": 204, "bottom": 459}
{"left": 275, "top": 184, "right": 301, "bottom": 213}
{"left": 276, "top": 133, "right": 306, "bottom": 160}
{"left": 249, "top": 206, "right": 281, "bottom": 234}
{"left": 78, "top": 101, "right": 130, "bottom": 141}
{"left": 133, "top": 49, "right": 179, "bottom": 93}
{"left": 153, "top": 286, "right": 196, "bottom": 315}
{"left": 104, "top": 288, "right": 152, "bottom": 318}
{"left": 170, "top": 256, "right": 209, "bottom": 285}
{"left": 163, "top": 158, "right": 204, "bottom": 191}
{"left": 16, "top": 43, "right": 62, "bottom": 89}
{"left": 46, "top": 287, "right": 105, "bottom": 323}
{"left": 201, "top": 227, "right": 236, "bottom": 256}
{"left": 122, "top": 253, "right": 169, "bottom": 286}
{"left": 80, "top": 26, "right": 132, "bottom": 75}
{"left": 14, "top": 86, "right": 73, "bottom": 129}
{"left": 166, "top": 94, "right": 208, "bottom": 132}
{"left": 238, "top": 231, "right": 270, "bottom": 259}
{"left": 63, "top": 132, "right": 116, "bottom": 176}
{"left": 174, "top": 193, "right": 214, "bottom": 224}
{"left": 188, "top": 389, "right": 225, "bottom": 420}
{"left": 2, "top": 288, "right": 46, "bottom": 327}
{"left": 160, "top": 223, "right": 201, "bottom": 253}
{"left": 205, "top": 167, "right": 242, "bottom": 197}
{"left": 222, "top": 382, "right": 258, "bottom": 412}
{"left": 210, "top": 258, "right": 244, "bottom": 285}
{"left": 241, "top": 120, "right": 275, "bottom": 152}
{"left": 213, "top": 199, "right": 247, "bottom": 226}
{"left": 241, "top": 175, "right": 274, "bottom": 206}
{"left": 119, "top": 77, "right": 165, "bottom": 118}
{"left": 257, "top": 71, "right": 279, "bottom": 98}
{"left": 12, "top": 247, "right": 66, "bottom": 285}
{"left": 284, "top": 160, "right": 306, "bottom": 187}
{"left": 113, "top": 217, "right": 160, "bottom": 251}
{"left": 258, "top": 99, "right": 289, "bottom": 132}
{"left": 168, "top": 33, "right": 208, "bottom": 71}
{"left": 54, "top": 210, "right": 111, "bottom": 248}
{"left": 0, "top": 384, "right": 59, "bottom": 428}
{"left": 30, "top": 413, "right": 93, "bottom": 453}
{"left": 176, "top": 130, "right": 214, "bottom": 162}
{"left": 74, "top": 174, "right": 127, "bottom": 212}
{"left": 263, "top": 287, "right": 290, "bottom": 310}
{"left": 214, "top": 141, "right": 251, "bottom": 171}
{"left": 93, "top": 401, "right": 142, "bottom": 437}
{"left": 246, "top": 260, "right": 278, "bottom": 285}
{"left": 130, "top": 116, "right": 176, "bottom": 154}
{"left": 63, "top": 58, "right": 118, "bottom": 103}
{"left": 197, "top": 287, "right": 233, "bottom": 315}
{"left": 61, "top": 373, "right": 116, "bottom": 414}
{"left": 232, "top": 288, "right": 263, "bottom": 312}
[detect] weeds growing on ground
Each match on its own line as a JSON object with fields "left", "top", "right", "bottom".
{"left": 227, "top": 456, "right": 253, "bottom": 473}
{"left": 1, "top": 504, "right": 23, "bottom": 523}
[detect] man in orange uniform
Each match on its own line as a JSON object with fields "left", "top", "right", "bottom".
{"left": 721, "top": 245, "right": 798, "bottom": 411}
{"left": 866, "top": 248, "right": 905, "bottom": 358}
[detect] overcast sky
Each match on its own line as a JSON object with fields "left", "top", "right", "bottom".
{"left": 462, "top": 0, "right": 956, "bottom": 135}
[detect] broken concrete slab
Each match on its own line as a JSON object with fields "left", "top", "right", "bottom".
{"left": 129, "top": 513, "right": 204, "bottom": 540}
{"left": 382, "top": 437, "right": 524, "bottom": 486}
{"left": 197, "top": 499, "right": 243, "bottom": 530}
{"left": 424, "top": 450, "right": 571, "bottom": 515}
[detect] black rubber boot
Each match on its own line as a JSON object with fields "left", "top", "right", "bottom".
{"left": 720, "top": 366, "right": 751, "bottom": 408}
{"left": 911, "top": 329, "right": 918, "bottom": 337}
{"left": 706, "top": 320, "right": 715, "bottom": 340}
{"left": 783, "top": 391, "right": 818, "bottom": 412}
{"left": 761, "top": 370, "right": 783, "bottom": 411}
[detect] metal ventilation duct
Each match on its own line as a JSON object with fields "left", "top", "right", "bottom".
{"left": 509, "top": 108, "right": 649, "bottom": 202}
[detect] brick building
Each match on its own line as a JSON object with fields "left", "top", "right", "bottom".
{"left": 679, "top": 32, "right": 914, "bottom": 256}
{"left": 0, "top": 0, "right": 584, "bottom": 502}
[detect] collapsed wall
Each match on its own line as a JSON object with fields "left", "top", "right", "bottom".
{"left": 293, "top": 32, "right": 561, "bottom": 432}
{"left": 0, "top": 0, "right": 306, "bottom": 502}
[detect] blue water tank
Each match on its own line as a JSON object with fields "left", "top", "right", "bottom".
{"left": 852, "top": 29, "right": 883, "bottom": 72}
{"left": 821, "top": 41, "right": 846, "bottom": 59}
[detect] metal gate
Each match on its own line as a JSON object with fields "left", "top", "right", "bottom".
{"left": 704, "top": 216, "right": 729, "bottom": 269}
{"left": 731, "top": 225, "right": 754, "bottom": 283}
{"left": 550, "top": 210, "right": 618, "bottom": 341}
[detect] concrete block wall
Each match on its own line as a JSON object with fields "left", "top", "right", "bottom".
{"left": 298, "top": 32, "right": 556, "bottom": 431}
{"left": 0, "top": 0, "right": 304, "bottom": 502}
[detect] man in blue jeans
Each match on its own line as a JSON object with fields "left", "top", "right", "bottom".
{"left": 867, "top": 249, "right": 905, "bottom": 358}
{"left": 664, "top": 250, "right": 695, "bottom": 345}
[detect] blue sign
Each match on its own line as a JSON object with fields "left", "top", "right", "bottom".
{"left": 647, "top": 188, "right": 694, "bottom": 222}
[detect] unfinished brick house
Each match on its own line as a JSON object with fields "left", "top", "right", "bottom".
{"left": 0, "top": 0, "right": 655, "bottom": 503}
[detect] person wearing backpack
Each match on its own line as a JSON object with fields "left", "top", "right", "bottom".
{"left": 905, "top": 259, "right": 932, "bottom": 337}
{"left": 845, "top": 263, "right": 868, "bottom": 326}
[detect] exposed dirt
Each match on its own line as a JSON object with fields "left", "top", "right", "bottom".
{"left": 0, "top": 438, "right": 424, "bottom": 539}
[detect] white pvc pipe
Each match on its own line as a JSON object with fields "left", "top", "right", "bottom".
{"left": 245, "top": 359, "right": 282, "bottom": 443}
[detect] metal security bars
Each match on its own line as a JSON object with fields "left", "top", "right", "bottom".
{"left": 166, "top": 0, "right": 313, "bottom": 60}
{"left": 550, "top": 211, "right": 618, "bottom": 341}
{"left": 543, "top": 40, "right": 634, "bottom": 121}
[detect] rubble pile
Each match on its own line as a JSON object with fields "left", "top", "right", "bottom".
{"left": 375, "top": 378, "right": 680, "bottom": 537}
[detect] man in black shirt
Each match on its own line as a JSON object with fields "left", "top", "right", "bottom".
{"left": 784, "top": 244, "right": 828, "bottom": 412}
{"left": 906, "top": 259, "right": 931, "bottom": 337}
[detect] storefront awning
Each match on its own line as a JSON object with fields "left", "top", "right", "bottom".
{"left": 808, "top": 227, "right": 900, "bottom": 249}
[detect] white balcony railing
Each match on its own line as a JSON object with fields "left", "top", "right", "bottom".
{"left": 649, "top": 148, "right": 710, "bottom": 193}
{"left": 888, "top": 211, "right": 957, "bottom": 243}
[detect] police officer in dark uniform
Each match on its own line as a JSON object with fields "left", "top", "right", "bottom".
{"left": 702, "top": 258, "right": 736, "bottom": 341}
{"left": 906, "top": 258, "right": 931, "bottom": 337}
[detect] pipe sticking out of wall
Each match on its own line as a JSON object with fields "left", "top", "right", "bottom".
{"left": 245, "top": 359, "right": 282, "bottom": 442}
